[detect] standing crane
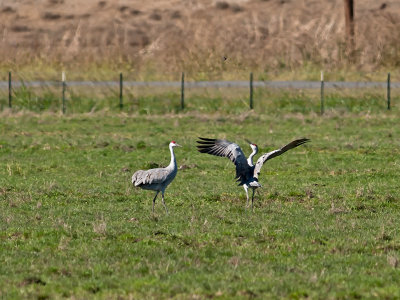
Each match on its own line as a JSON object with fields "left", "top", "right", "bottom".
{"left": 196, "top": 137, "right": 310, "bottom": 210}
{"left": 132, "top": 141, "right": 182, "bottom": 214}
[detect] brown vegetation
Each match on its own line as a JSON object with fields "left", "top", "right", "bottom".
{"left": 0, "top": 0, "right": 399, "bottom": 77}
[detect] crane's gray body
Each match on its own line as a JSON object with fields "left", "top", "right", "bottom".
{"left": 197, "top": 137, "right": 310, "bottom": 210}
{"left": 131, "top": 142, "right": 181, "bottom": 214}
{"left": 132, "top": 166, "right": 177, "bottom": 192}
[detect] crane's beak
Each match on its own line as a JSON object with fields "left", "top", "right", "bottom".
{"left": 245, "top": 138, "right": 253, "bottom": 145}
{"left": 175, "top": 143, "right": 182, "bottom": 147}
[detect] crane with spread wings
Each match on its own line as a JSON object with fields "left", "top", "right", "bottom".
{"left": 196, "top": 137, "right": 310, "bottom": 210}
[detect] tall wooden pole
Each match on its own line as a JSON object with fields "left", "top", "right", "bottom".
{"left": 249, "top": 72, "right": 253, "bottom": 110}
{"left": 119, "top": 73, "right": 123, "bottom": 110}
{"left": 180, "top": 72, "right": 185, "bottom": 110}
{"left": 387, "top": 73, "right": 391, "bottom": 110}
{"left": 320, "top": 71, "right": 324, "bottom": 115}
{"left": 343, "top": 0, "right": 355, "bottom": 55}
{"left": 62, "top": 71, "right": 66, "bottom": 114}
{"left": 8, "top": 71, "right": 12, "bottom": 108}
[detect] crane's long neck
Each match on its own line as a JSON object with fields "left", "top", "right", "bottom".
{"left": 168, "top": 145, "right": 177, "bottom": 169}
{"left": 247, "top": 149, "right": 257, "bottom": 167}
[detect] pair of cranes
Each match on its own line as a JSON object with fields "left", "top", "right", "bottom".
{"left": 132, "top": 137, "right": 310, "bottom": 213}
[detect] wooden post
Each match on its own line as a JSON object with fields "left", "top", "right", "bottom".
{"left": 343, "top": 0, "right": 355, "bottom": 55}
{"left": 320, "top": 71, "right": 325, "bottom": 115}
{"left": 249, "top": 72, "right": 253, "bottom": 109}
{"left": 119, "top": 73, "right": 123, "bottom": 110}
{"left": 181, "top": 72, "right": 185, "bottom": 110}
{"left": 62, "top": 71, "right": 66, "bottom": 114}
{"left": 387, "top": 73, "right": 391, "bottom": 110}
{"left": 8, "top": 71, "right": 12, "bottom": 108}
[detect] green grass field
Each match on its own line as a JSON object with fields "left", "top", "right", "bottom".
{"left": 1, "top": 109, "right": 400, "bottom": 299}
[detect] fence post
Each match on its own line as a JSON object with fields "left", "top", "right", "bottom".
{"left": 181, "top": 72, "right": 185, "bottom": 110}
{"left": 320, "top": 71, "right": 324, "bottom": 115}
{"left": 62, "top": 71, "right": 66, "bottom": 114}
{"left": 8, "top": 71, "right": 12, "bottom": 108}
{"left": 249, "top": 72, "right": 253, "bottom": 109}
{"left": 387, "top": 73, "right": 391, "bottom": 110}
{"left": 119, "top": 73, "right": 123, "bottom": 110}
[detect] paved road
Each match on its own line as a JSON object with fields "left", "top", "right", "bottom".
{"left": 0, "top": 80, "right": 399, "bottom": 89}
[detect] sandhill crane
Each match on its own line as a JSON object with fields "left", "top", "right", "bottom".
{"left": 197, "top": 137, "right": 310, "bottom": 210}
{"left": 132, "top": 141, "right": 182, "bottom": 214}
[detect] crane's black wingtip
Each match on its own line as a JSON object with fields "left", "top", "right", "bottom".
{"left": 197, "top": 148, "right": 210, "bottom": 153}
{"left": 297, "top": 138, "right": 311, "bottom": 146}
{"left": 197, "top": 141, "right": 214, "bottom": 145}
{"left": 197, "top": 137, "right": 216, "bottom": 142}
{"left": 295, "top": 138, "right": 310, "bottom": 144}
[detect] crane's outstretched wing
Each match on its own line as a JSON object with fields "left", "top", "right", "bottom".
{"left": 254, "top": 138, "right": 310, "bottom": 179}
{"left": 196, "top": 137, "right": 250, "bottom": 184}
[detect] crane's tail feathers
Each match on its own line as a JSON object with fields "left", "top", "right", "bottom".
{"left": 132, "top": 178, "right": 143, "bottom": 187}
{"left": 249, "top": 181, "right": 262, "bottom": 188}
{"left": 132, "top": 170, "right": 146, "bottom": 186}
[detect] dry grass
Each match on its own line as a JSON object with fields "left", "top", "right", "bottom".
{"left": 0, "top": 0, "right": 399, "bottom": 79}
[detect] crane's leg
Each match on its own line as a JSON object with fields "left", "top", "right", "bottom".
{"left": 251, "top": 189, "right": 255, "bottom": 211}
{"left": 243, "top": 185, "right": 249, "bottom": 208}
{"left": 161, "top": 191, "right": 169, "bottom": 214}
{"left": 152, "top": 191, "right": 160, "bottom": 213}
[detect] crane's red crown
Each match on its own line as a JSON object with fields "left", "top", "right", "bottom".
{"left": 171, "top": 141, "right": 176, "bottom": 144}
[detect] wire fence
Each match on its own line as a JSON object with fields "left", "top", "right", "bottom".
{"left": 0, "top": 72, "right": 398, "bottom": 114}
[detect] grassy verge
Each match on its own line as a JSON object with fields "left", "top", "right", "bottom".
{"left": 0, "top": 84, "right": 397, "bottom": 114}
{"left": 1, "top": 111, "right": 400, "bottom": 298}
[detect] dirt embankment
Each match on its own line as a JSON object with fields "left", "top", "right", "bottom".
{"left": 0, "top": 0, "right": 399, "bottom": 74}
